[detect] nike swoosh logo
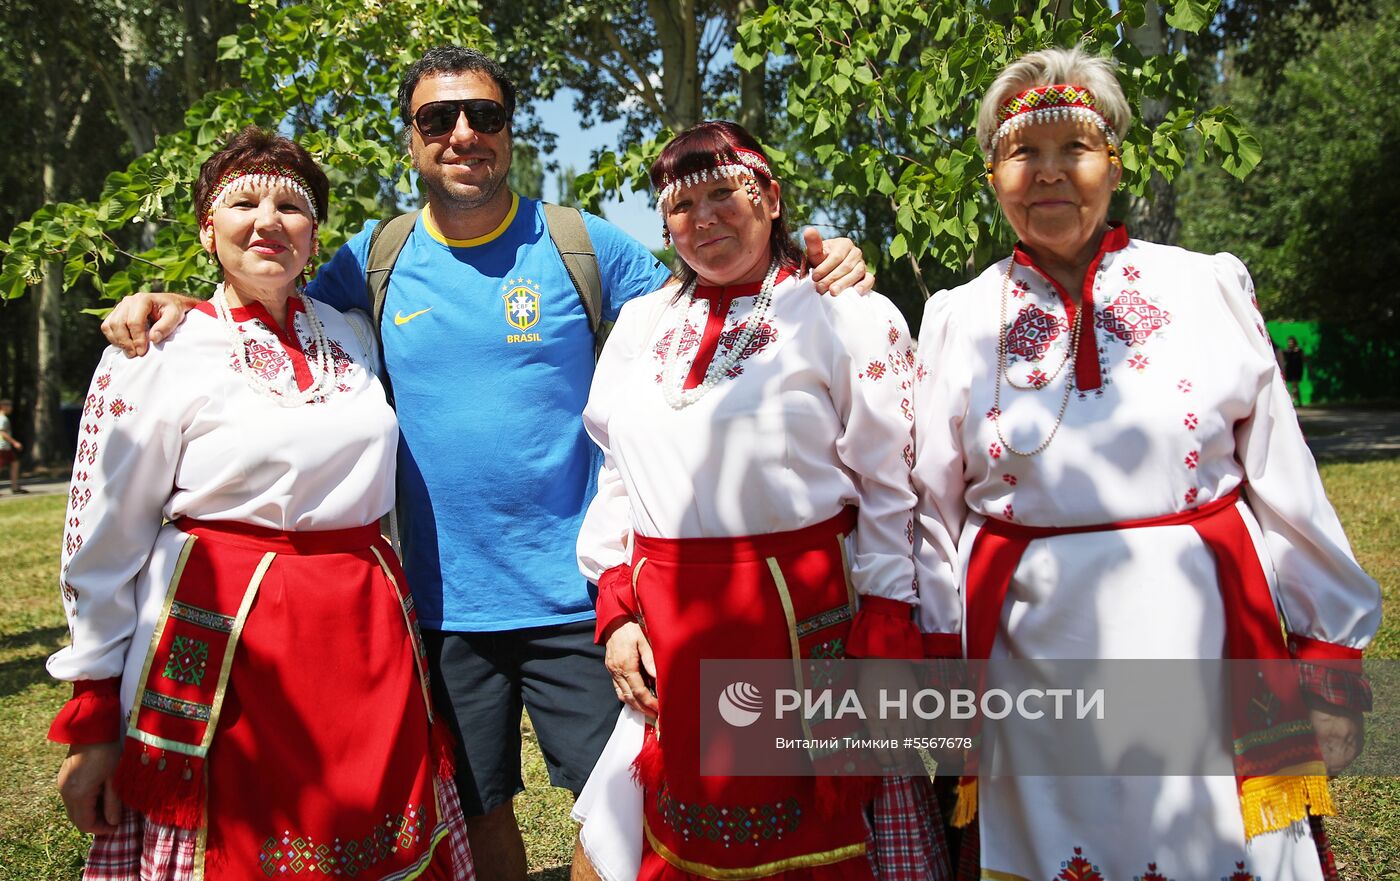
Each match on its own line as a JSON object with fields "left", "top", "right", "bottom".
{"left": 394, "top": 308, "right": 433, "bottom": 326}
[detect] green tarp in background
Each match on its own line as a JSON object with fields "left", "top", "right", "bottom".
{"left": 1266, "top": 321, "right": 1399, "bottom": 406}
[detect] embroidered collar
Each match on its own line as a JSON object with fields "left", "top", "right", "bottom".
{"left": 1010, "top": 223, "right": 1130, "bottom": 393}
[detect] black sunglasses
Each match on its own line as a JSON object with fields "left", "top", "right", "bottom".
{"left": 412, "top": 99, "right": 509, "bottom": 138}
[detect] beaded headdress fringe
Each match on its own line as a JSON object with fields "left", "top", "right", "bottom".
{"left": 202, "top": 165, "right": 317, "bottom": 226}
{"left": 655, "top": 148, "right": 772, "bottom": 214}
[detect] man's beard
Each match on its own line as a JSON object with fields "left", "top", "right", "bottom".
{"left": 420, "top": 158, "right": 509, "bottom": 212}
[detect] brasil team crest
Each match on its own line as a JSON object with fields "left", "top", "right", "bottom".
{"left": 502, "top": 277, "right": 542, "bottom": 331}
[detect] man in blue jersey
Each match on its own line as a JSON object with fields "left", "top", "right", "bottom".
{"left": 103, "top": 46, "right": 872, "bottom": 881}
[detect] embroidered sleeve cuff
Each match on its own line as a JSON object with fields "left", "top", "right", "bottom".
{"left": 48, "top": 678, "right": 123, "bottom": 745}
{"left": 846, "top": 596, "right": 923, "bottom": 659}
{"left": 593, "top": 564, "right": 636, "bottom": 644}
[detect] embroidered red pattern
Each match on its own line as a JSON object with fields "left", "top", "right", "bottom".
{"left": 988, "top": 442, "right": 1003, "bottom": 461}
{"left": 902, "top": 444, "right": 914, "bottom": 469}
{"left": 1184, "top": 451, "right": 1199, "bottom": 469}
{"left": 1055, "top": 846, "right": 1105, "bottom": 881}
{"left": 1184, "top": 413, "right": 1199, "bottom": 430}
{"left": 1184, "top": 487, "right": 1199, "bottom": 505}
{"left": 861, "top": 360, "right": 888, "bottom": 381}
{"left": 1005, "top": 303, "right": 1067, "bottom": 361}
{"left": 717, "top": 320, "right": 779, "bottom": 378}
{"left": 257, "top": 802, "right": 429, "bottom": 876}
{"left": 1134, "top": 861, "right": 1173, "bottom": 881}
{"left": 1123, "top": 265, "right": 1141, "bottom": 282}
{"left": 1002, "top": 474, "right": 1017, "bottom": 486}
{"left": 986, "top": 406, "right": 1001, "bottom": 421}
{"left": 242, "top": 338, "right": 290, "bottom": 383}
{"left": 1127, "top": 354, "right": 1149, "bottom": 372}
{"left": 1002, "top": 503, "right": 1014, "bottom": 521}
{"left": 1026, "top": 368, "right": 1049, "bottom": 389}
{"left": 1222, "top": 861, "right": 1258, "bottom": 881}
{"left": 1178, "top": 379, "right": 1193, "bottom": 394}
{"left": 1096, "top": 290, "right": 1171, "bottom": 346}
{"left": 304, "top": 338, "right": 355, "bottom": 378}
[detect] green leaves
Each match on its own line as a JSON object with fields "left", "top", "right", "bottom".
{"left": 738, "top": 0, "right": 1256, "bottom": 280}
{"left": 1164, "top": 0, "right": 1217, "bottom": 33}
{"left": 1, "top": 0, "right": 493, "bottom": 301}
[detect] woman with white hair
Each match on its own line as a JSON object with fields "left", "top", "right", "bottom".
{"left": 911, "top": 46, "right": 1379, "bottom": 880}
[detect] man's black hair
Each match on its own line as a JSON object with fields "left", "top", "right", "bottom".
{"left": 397, "top": 46, "right": 517, "bottom": 127}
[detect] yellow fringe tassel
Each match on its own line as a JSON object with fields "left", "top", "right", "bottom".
{"left": 1239, "top": 764, "right": 1334, "bottom": 839}
{"left": 951, "top": 777, "right": 978, "bottom": 828}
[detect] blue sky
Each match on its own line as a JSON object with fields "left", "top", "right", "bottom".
{"left": 534, "top": 89, "right": 659, "bottom": 248}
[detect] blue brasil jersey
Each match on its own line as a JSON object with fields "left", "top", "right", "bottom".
{"left": 311, "top": 194, "right": 670, "bottom": 630}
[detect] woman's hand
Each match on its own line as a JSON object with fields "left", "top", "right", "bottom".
{"left": 1308, "top": 702, "right": 1365, "bottom": 774}
{"left": 802, "top": 229, "right": 875, "bottom": 296}
{"left": 603, "top": 620, "right": 659, "bottom": 720}
{"left": 101, "top": 292, "right": 200, "bottom": 356}
{"left": 57, "top": 740, "right": 124, "bottom": 833}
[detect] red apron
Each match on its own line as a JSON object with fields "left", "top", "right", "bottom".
{"left": 631, "top": 509, "right": 875, "bottom": 881}
{"left": 115, "top": 519, "right": 459, "bottom": 879}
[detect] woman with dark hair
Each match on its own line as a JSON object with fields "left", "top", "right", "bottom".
{"left": 572, "top": 121, "right": 943, "bottom": 881}
{"left": 46, "top": 126, "right": 474, "bottom": 881}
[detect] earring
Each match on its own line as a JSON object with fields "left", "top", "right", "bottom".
{"left": 301, "top": 237, "right": 320, "bottom": 286}
{"left": 661, "top": 222, "right": 671, "bottom": 249}
{"left": 984, "top": 160, "right": 995, "bottom": 186}
{"left": 744, "top": 176, "right": 762, "bottom": 205}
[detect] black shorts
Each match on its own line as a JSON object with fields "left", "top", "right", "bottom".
{"left": 424, "top": 620, "right": 620, "bottom": 817}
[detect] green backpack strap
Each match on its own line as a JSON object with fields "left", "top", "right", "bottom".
{"left": 362, "top": 210, "right": 419, "bottom": 556}
{"left": 541, "top": 202, "right": 608, "bottom": 356}
{"left": 365, "top": 210, "right": 422, "bottom": 331}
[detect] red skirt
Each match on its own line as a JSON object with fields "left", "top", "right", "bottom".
{"left": 108, "top": 519, "right": 468, "bottom": 880}
{"left": 631, "top": 510, "right": 875, "bottom": 881}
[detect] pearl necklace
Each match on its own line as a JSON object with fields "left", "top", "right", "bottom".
{"left": 213, "top": 283, "right": 334, "bottom": 407}
{"left": 991, "top": 258, "right": 1084, "bottom": 456}
{"left": 661, "top": 259, "right": 781, "bottom": 410}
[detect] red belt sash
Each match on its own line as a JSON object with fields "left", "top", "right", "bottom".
{"left": 958, "top": 488, "right": 1331, "bottom": 838}
{"left": 114, "top": 518, "right": 418, "bottom": 829}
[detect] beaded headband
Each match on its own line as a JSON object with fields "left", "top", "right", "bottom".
{"left": 990, "top": 84, "right": 1119, "bottom": 153}
{"left": 655, "top": 148, "right": 773, "bottom": 214}
{"left": 201, "top": 163, "right": 318, "bottom": 227}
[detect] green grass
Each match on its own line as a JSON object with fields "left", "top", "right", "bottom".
{"left": 2, "top": 462, "right": 1398, "bottom": 879}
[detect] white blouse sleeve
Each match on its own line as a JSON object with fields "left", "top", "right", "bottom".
{"left": 827, "top": 294, "right": 919, "bottom": 606}
{"left": 911, "top": 288, "right": 971, "bottom": 656}
{"left": 46, "top": 344, "right": 185, "bottom": 683}
{"left": 577, "top": 294, "right": 669, "bottom": 583}
{"left": 1214, "top": 253, "right": 1381, "bottom": 657}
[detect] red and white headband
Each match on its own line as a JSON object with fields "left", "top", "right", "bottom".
{"left": 201, "top": 162, "right": 318, "bottom": 227}
{"left": 990, "top": 84, "right": 1119, "bottom": 153}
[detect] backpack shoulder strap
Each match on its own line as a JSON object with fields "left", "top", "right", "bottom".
{"left": 365, "top": 210, "right": 421, "bottom": 326}
{"left": 542, "top": 203, "right": 603, "bottom": 338}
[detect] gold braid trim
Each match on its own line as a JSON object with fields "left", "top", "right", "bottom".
{"left": 644, "top": 819, "right": 865, "bottom": 880}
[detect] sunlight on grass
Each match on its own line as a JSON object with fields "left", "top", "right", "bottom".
{"left": 1, "top": 460, "right": 1395, "bottom": 879}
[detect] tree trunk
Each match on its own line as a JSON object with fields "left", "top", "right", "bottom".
{"left": 650, "top": 0, "right": 701, "bottom": 130}
{"left": 735, "top": 0, "right": 767, "bottom": 138}
{"left": 1126, "top": 1, "right": 1180, "bottom": 244}
{"left": 33, "top": 155, "right": 65, "bottom": 465}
